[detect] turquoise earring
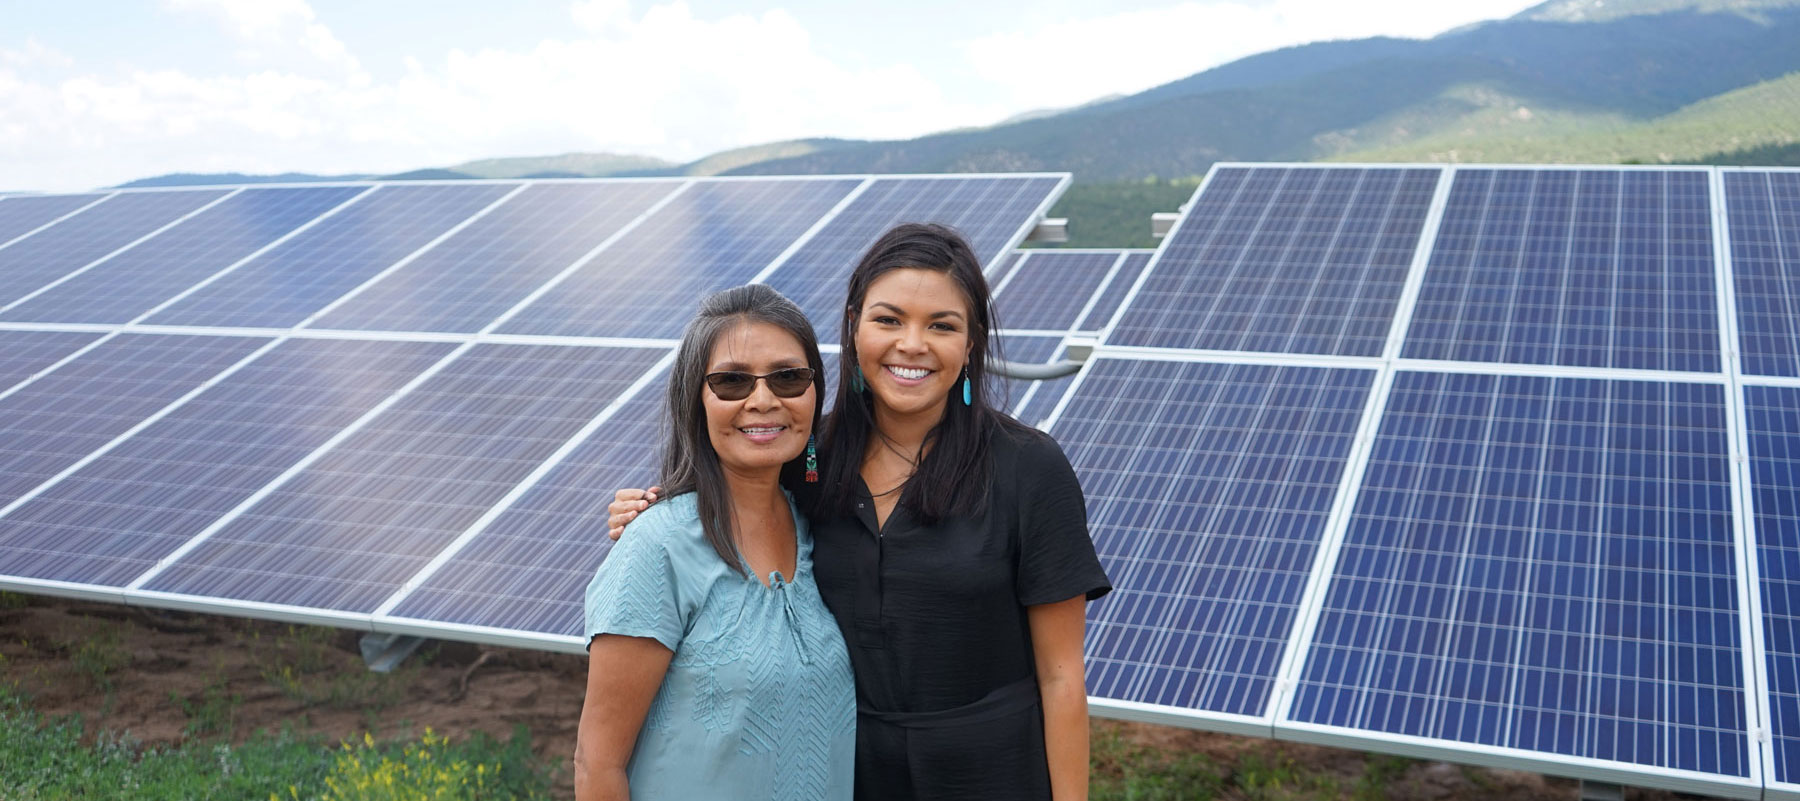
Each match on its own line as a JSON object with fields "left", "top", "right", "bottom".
{"left": 961, "top": 368, "right": 971, "bottom": 406}
{"left": 851, "top": 364, "right": 865, "bottom": 393}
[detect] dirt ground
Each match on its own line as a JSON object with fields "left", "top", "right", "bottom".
{"left": 0, "top": 596, "right": 1709, "bottom": 800}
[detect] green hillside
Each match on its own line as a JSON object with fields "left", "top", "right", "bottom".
{"left": 448, "top": 152, "right": 672, "bottom": 179}
{"left": 1331, "top": 70, "right": 1800, "bottom": 164}
{"left": 728, "top": 3, "right": 1800, "bottom": 182}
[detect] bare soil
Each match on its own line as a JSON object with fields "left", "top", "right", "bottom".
{"left": 0, "top": 596, "right": 1709, "bottom": 800}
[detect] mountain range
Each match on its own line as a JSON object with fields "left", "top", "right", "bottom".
{"left": 117, "top": 0, "right": 1800, "bottom": 244}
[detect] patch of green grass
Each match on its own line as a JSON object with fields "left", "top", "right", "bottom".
{"left": 61, "top": 622, "right": 129, "bottom": 691}
{"left": 1352, "top": 754, "right": 1414, "bottom": 801}
{"left": 257, "top": 627, "right": 426, "bottom": 712}
{"left": 0, "top": 685, "right": 553, "bottom": 801}
{"left": 0, "top": 591, "right": 32, "bottom": 609}
{"left": 169, "top": 670, "right": 240, "bottom": 739}
{"left": 1090, "top": 727, "right": 1225, "bottom": 801}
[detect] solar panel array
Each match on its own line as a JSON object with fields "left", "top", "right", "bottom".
{"left": 1035, "top": 164, "right": 1800, "bottom": 798}
{"left": 9, "top": 162, "right": 1800, "bottom": 797}
{"left": 0, "top": 173, "right": 1065, "bottom": 645}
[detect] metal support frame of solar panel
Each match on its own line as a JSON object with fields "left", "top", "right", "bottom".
{"left": 1045, "top": 163, "right": 1781, "bottom": 798}
{"left": 0, "top": 172, "right": 1066, "bottom": 657}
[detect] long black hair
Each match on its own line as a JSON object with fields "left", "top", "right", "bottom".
{"left": 819, "top": 222, "right": 1028, "bottom": 525}
{"left": 661, "top": 283, "right": 827, "bottom": 574}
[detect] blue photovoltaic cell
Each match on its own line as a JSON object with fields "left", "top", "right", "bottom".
{"left": 1, "top": 186, "right": 368, "bottom": 324}
{"left": 0, "top": 334, "right": 270, "bottom": 508}
{"left": 990, "top": 251, "right": 1021, "bottom": 281}
{"left": 312, "top": 181, "right": 682, "bottom": 333}
{"left": 993, "top": 335, "right": 1063, "bottom": 414}
{"left": 0, "top": 331, "right": 105, "bottom": 392}
{"left": 1745, "top": 386, "right": 1800, "bottom": 786}
{"left": 994, "top": 251, "right": 1119, "bottom": 331}
{"left": 1724, "top": 171, "right": 1800, "bottom": 377}
{"left": 1051, "top": 360, "right": 1373, "bottom": 717}
{"left": 144, "top": 183, "right": 517, "bottom": 329}
{"left": 765, "top": 176, "right": 1065, "bottom": 343}
{"left": 390, "top": 353, "right": 841, "bottom": 635}
{"left": 141, "top": 344, "right": 668, "bottom": 613}
{"left": 1292, "top": 372, "right": 1746, "bottom": 777}
{"left": 0, "top": 190, "right": 230, "bottom": 306}
{"left": 1403, "top": 169, "right": 1720, "bottom": 372}
{"left": 1109, "top": 167, "right": 1439, "bottom": 356}
{"left": 1082, "top": 251, "right": 1152, "bottom": 333}
{"left": 498, "top": 179, "right": 861, "bottom": 340}
{"left": 386, "top": 368, "right": 667, "bottom": 634}
{"left": 0, "top": 339, "right": 454, "bottom": 587}
{"left": 0, "top": 193, "right": 106, "bottom": 245}
{"left": 1009, "top": 341, "right": 1080, "bottom": 428}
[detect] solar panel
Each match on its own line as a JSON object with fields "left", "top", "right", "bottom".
{"left": 143, "top": 184, "right": 518, "bottom": 329}
{"left": 0, "top": 189, "right": 232, "bottom": 306}
{"left": 135, "top": 343, "right": 668, "bottom": 615}
{"left": 1403, "top": 169, "right": 1720, "bottom": 373}
{"left": 0, "top": 187, "right": 368, "bottom": 324}
{"left": 496, "top": 179, "right": 862, "bottom": 340}
{"left": 378, "top": 363, "right": 670, "bottom": 638}
{"left": 381, "top": 352, "right": 841, "bottom": 643}
{"left": 1107, "top": 167, "right": 1440, "bottom": 356}
{"left": 1049, "top": 358, "right": 1374, "bottom": 722}
{"left": 1080, "top": 251, "right": 1152, "bottom": 333}
{"left": 310, "top": 182, "right": 683, "bottom": 333}
{"left": 1286, "top": 372, "right": 1749, "bottom": 788}
{"left": 0, "top": 334, "right": 271, "bottom": 508}
{"left": 0, "top": 338, "right": 455, "bottom": 589}
{"left": 764, "top": 175, "right": 1068, "bottom": 343}
{"left": 1723, "top": 171, "right": 1800, "bottom": 378}
{"left": 0, "top": 330, "right": 106, "bottom": 392}
{"left": 993, "top": 250, "right": 1120, "bottom": 331}
{"left": 1745, "top": 385, "right": 1800, "bottom": 794}
{"left": 0, "top": 193, "right": 108, "bottom": 246}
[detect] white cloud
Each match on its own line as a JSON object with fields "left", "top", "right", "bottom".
{"left": 965, "top": 0, "right": 1537, "bottom": 112}
{"left": 164, "top": 0, "right": 362, "bottom": 76}
{"left": 2, "top": 1, "right": 1003, "bottom": 192}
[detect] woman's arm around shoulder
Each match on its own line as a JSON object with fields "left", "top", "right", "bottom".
{"left": 1029, "top": 595, "right": 1091, "bottom": 801}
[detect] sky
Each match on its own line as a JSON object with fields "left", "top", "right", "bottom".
{"left": 2, "top": 0, "right": 1544, "bottom": 193}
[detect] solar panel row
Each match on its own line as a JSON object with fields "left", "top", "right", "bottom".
{"left": 1042, "top": 165, "right": 1800, "bottom": 798}
{"left": 0, "top": 174, "right": 1066, "bottom": 646}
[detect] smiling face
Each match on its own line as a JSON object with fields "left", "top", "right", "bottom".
{"left": 853, "top": 267, "right": 973, "bottom": 424}
{"left": 704, "top": 320, "right": 815, "bottom": 476}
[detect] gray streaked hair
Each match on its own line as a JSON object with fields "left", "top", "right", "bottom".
{"left": 660, "top": 283, "right": 826, "bottom": 574}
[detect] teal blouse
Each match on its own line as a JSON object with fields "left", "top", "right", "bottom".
{"left": 584, "top": 491, "right": 855, "bottom": 801}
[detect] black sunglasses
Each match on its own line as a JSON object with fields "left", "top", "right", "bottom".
{"left": 704, "top": 367, "right": 816, "bottom": 401}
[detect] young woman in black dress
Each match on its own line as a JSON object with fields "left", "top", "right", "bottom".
{"left": 608, "top": 223, "right": 1110, "bottom": 800}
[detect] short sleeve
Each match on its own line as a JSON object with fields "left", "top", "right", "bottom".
{"left": 584, "top": 509, "right": 687, "bottom": 652}
{"left": 1015, "top": 431, "right": 1113, "bottom": 606}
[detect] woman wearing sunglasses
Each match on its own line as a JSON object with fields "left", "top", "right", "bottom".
{"left": 574, "top": 284, "right": 854, "bottom": 801}
{"left": 607, "top": 224, "right": 1111, "bottom": 801}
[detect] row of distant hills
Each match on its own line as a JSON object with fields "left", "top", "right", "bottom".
{"left": 120, "top": 0, "right": 1800, "bottom": 245}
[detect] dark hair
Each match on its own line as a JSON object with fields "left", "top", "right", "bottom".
{"left": 821, "top": 222, "right": 1028, "bottom": 525}
{"left": 661, "top": 283, "right": 826, "bottom": 574}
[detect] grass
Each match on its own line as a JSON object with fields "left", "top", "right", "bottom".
{"left": 0, "top": 683, "right": 551, "bottom": 801}
{"left": 254, "top": 625, "right": 425, "bottom": 712}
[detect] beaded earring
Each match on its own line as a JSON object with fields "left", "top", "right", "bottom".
{"left": 804, "top": 435, "right": 818, "bottom": 482}
{"left": 851, "top": 364, "right": 865, "bottom": 393}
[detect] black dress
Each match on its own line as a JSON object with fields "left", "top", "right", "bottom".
{"left": 798, "top": 423, "right": 1112, "bottom": 801}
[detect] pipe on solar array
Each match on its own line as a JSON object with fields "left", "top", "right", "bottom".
{"left": 990, "top": 358, "right": 1083, "bottom": 380}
